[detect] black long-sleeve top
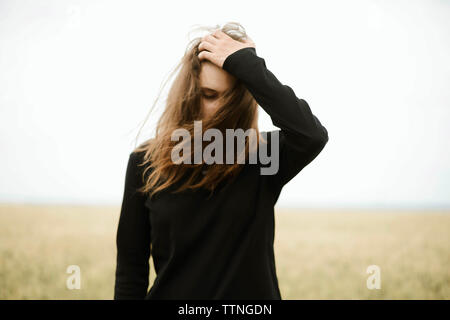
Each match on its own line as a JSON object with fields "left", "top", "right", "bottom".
{"left": 114, "top": 47, "right": 329, "bottom": 300}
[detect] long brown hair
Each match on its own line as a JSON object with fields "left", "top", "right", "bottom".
{"left": 133, "top": 22, "right": 266, "bottom": 199}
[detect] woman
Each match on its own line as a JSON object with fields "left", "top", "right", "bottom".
{"left": 114, "top": 22, "right": 329, "bottom": 300}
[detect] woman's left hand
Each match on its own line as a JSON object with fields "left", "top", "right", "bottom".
{"left": 198, "top": 29, "right": 256, "bottom": 68}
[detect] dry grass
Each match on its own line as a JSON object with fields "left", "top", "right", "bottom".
{"left": 0, "top": 204, "right": 448, "bottom": 299}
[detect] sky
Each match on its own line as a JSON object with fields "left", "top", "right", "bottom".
{"left": 0, "top": 0, "right": 449, "bottom": 209}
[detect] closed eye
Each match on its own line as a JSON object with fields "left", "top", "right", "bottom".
{"left": 202, "top": 93, "right": 218, "bottom": 100}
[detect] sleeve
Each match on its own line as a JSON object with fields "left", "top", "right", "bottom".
{"left": 114, "top": 151, "right": 152, "bottom": 299}
{"left": 222, "top": 47, "right": 329, "bottom": 194}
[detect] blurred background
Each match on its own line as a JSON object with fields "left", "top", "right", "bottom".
{"left": 0, "top": 0, "right": 449, "bottom": 299}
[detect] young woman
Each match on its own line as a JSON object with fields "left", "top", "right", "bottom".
{"left": 114, "top": 22, "right": 329, "bottom": 300}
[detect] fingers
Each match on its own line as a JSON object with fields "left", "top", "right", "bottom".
{"left": 197, "top": 50, "right": 214, "bottom": 63}
{"left": 212, "top": 29, "right": 226, "bottom": 39}
{"left": 198, "top": 40, "right": 214, "bottom": 53}
{"left": 202, "top": 34, "right": 218, "bottom": 44}
{"left": 198, "top": 32, "right": 219, "bottom": 64}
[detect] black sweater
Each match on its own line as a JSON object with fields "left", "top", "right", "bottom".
{"left": 114, "top": 47, "right": 329, "bottom": 300}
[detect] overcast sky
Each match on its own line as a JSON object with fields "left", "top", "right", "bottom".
{"left": 0, "top": 0, "right": 449, "bottom": 209}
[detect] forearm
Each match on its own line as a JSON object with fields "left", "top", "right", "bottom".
{"left": 114, "top": 249, "right": 150, "bottom": 299}
{"left": 223, "top": 47, "right": 329, "bottom": 190}
{"left": 114, "top": 151, "right": 152, "bottom": 300}
{"left": 222, "top": 47, "right": 328, "bottom": 146}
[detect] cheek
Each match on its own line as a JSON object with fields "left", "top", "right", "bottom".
{"left": 202, "top": 100, "right": 219, "bottom": 115}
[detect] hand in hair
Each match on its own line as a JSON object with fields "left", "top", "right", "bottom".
{"left": 197, "top": 29, "right": 256, "bottom": 69}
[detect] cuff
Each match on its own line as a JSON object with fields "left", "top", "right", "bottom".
{"left": 222, "top": 47, "right": 261, "bottom": 74}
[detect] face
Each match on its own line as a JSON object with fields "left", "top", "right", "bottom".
{"left": 198, "top": 61, "right": 236, "bottom": 120}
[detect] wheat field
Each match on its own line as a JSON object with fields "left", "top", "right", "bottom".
{"left": 0, "top": 204, "right": 448, "bottom": 299}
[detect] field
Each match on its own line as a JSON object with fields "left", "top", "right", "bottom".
{"left": 0, "top": 204, "right": 449, "bottom": 299}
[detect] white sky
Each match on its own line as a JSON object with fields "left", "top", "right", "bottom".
{"left": 0, "top": 0, "right": 449, "bottom": 209}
